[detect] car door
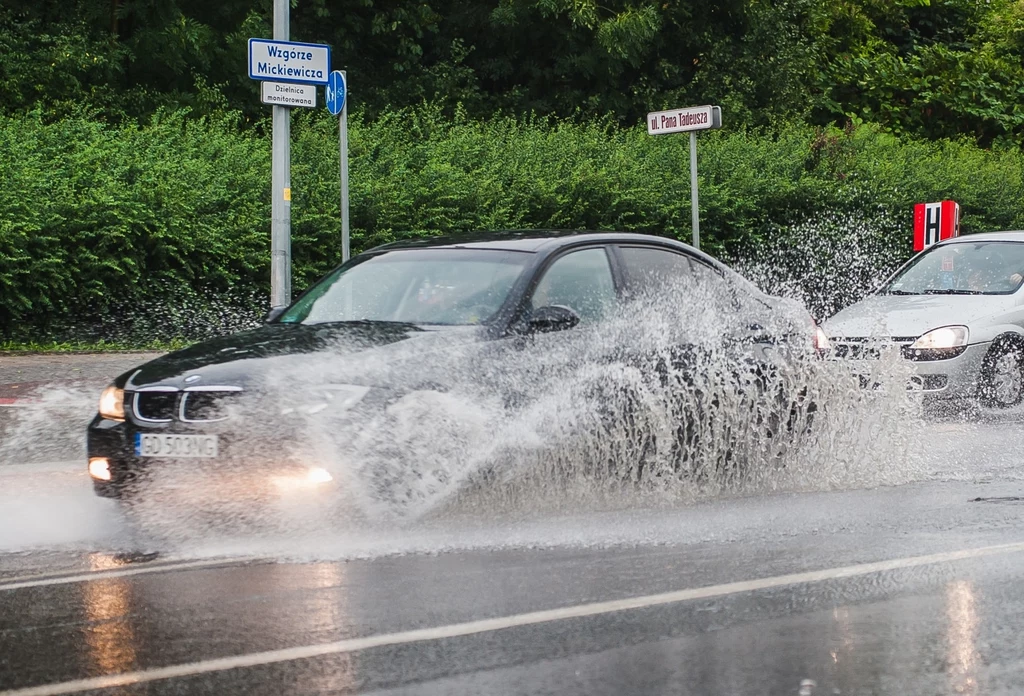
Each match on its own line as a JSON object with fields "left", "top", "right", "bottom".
{"left": 613, "top": 244, "right": 714, "bottom": 380}
{"left": 614, "top": 243, "right": 799, "bottom": 447}
{"left": 614, "top": 243, "right": 788, "bottom": 377}
{"left": 528, "top": 246, "right": 620, "bottom": 325}
{"left": 497, "top": 246, "right": 621, "bottom": 408}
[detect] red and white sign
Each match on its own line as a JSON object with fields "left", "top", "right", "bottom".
{"left": 913, "top": 200, "right": 960, "bottom": 252}
{"left": 647, "top": 105, "right": 719, "bottom": 135}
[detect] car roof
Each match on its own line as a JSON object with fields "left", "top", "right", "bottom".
{"left": 936, "top": 230, "right": 1024, "bottom": 245}
{"left": 362, "top": 230, "right": 702, "bottom": 255}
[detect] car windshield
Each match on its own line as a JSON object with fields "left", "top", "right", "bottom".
{"left": 882, "top": 241, "right": 1024, "bottom": 296}
{"left": 278, "top": 248, "right": 530, "bottom": 326}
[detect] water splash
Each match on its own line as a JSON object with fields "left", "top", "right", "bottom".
{"left": 116, "top": 278, "right": 923, "bottom": 545}
{"left": 731, "top": 209, "right": 908, "bottom": 322}
{"left": 0, "top": 387, "right": 95, "bottom": 465}
{"left": 0, "top": 259, "right": 927, "bottom": 556}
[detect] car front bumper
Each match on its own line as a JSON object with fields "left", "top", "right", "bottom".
{"left": 86, "top": 415, "right": 338, "bottom": 502}
{"left": 835, "top": 341, "right": 990, "bottom": 403}
{"left": 908, "top": 341, "right": 990, "bottom": 402}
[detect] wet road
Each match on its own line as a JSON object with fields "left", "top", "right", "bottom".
{"left": 3, "top": 355, "right": 1024, "bottom": 695}
{"left": 2, "top": 419, "right": 1024, "bottom": 695}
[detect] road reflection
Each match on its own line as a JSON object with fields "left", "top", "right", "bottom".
{"left": 65, "top": 554, "right": 989, "bottom": 694}
{"left": 303, "top": 562, "right": 358, "bottom": 692}
{"left": 81, "top": 553, "right": 138, "bottom": 675}
{"left": 946, "top": 580, "right": 981, "bottom": 695}
{"left": 829, "top": 605, "right": 854, "bottom": 679}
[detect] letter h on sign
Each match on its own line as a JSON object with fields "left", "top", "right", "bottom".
{"left": 913, "top": 200, "right": 960, "bottom": 252}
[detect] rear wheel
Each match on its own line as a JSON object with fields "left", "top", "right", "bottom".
{"left": 980, "top": 341, "right": 1024, "bottom": 409}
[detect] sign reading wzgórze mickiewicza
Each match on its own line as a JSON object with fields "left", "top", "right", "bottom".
{"left": 248, "top": 39, "right": 331, "bottom": 85}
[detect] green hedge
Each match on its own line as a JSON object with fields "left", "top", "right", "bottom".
{"left": 1, "top": 106, "right": 1022, "bottom": 340}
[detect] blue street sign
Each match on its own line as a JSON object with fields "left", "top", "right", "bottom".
{"left": 326, "top": 71, "right": 347, "bottom": 116}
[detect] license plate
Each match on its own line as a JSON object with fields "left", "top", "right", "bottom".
{"left": 135, "top": 433, "right": 219, "bottom": 458}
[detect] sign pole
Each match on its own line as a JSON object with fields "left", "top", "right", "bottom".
{"left": 689, "top": 131, "right": 699, "bottom": 250}
{"left": 340, "top": 70, "right": 350, "bottom": 263}
{"left": 646, "top": 104, "right": 721, "bottom": 252}
{"left": 270, "top": 0, "right": 291, "bottom": 307}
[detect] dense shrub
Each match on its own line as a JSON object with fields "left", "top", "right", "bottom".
{"left": 0, "top": 111, "right": 269, "bottom": 339}
{"left": 1, "top": 106, "right": 1022, "bottom": 340}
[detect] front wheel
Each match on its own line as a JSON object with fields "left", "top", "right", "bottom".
{"left": 979, "top": 342, "right": 1024, "bottom": 409}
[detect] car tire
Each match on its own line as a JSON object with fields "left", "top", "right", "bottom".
{"left": 979, "top": 340, "right": 1024, "bottom": 409}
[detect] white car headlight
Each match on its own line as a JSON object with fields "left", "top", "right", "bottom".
{"left": 98, "top": 385, "right": 125, "bottom": 421}
{"left": 911, "top": 326, "right": 969, "bottom": 351}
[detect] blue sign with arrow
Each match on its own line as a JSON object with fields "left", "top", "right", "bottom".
{"left": 326, "top": 71, "right": 347, "bottom": 116}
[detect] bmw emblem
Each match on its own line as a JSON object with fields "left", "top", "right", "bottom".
{"left": 184, "top": 375, "right": 202, "bottom": 384}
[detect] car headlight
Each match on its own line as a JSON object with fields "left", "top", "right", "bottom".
{"left": 907, "top": 326, "right": 969, "bottom": 360}
{"left": 911, "top": 326, "right": 969, "bottom": 350}
{"left": 98, "top": 385, "right": 125, "bottom": 421}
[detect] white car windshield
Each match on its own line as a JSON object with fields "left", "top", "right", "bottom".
{"left": 883, "top": 241, "right": 1024, "bottom": 296}
{"left": 279, "top": 248, "right": 530, "bottom": 326}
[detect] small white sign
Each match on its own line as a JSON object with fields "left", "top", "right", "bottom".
{"left": 248, "top": 39, "right": 330, "bottom": 85}
{"left": 261, "top": 82, "right": 317, "bottom": 108}
{"left": 647, "top": 105, "right": 718, "bottom": 135}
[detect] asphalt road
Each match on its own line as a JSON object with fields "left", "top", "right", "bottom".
{"left": 3, "top": 355, "right": 1024, "bottom": 695}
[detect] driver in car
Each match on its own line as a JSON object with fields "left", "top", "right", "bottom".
{"left": 939, "top": 246, "right": 1024, "bottom": 293}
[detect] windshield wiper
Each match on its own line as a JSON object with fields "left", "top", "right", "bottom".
{"left": 885, "top": 290, "right": 919, "bottom": 295}
{"left": 922, "top": 288, "right": 982, "bottom": 295}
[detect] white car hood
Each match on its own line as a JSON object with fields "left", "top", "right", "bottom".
{"left": 824, "top": 293, "right": 1015, "bottom": 339}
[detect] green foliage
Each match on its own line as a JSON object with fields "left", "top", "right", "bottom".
{"left": 0, "top": 339, "right": 187, "bottom": 353}
{"left": 814, "top": 0, "right": 1024, "bottom": 145}
{"left": 0, "top": 110, "right": 269, "bottom": 338}
{"left": 2, "top": 107, "right": 1022, "bottom": 341}
{"left": 4, "top": 0, "right": 1022, "bottom": 145}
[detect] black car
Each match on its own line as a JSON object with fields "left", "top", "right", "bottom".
{"left": 88, "top": 231, "right": 824, "bottom": 515}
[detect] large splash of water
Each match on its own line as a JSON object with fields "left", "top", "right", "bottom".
{"left": 0, "top": 248, "right": 927, "bottom": 557}
{"left": 109, "top": 277, "right": 924, "bottom": 550}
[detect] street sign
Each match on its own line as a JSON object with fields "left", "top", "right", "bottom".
{"left": 326, "top": 71, "right": 347, "bottom": 116}
{"left": 913, "top": 200, "right": 960, "bottom": 251}
{"left": 646, "top": 105, "right": 722, "bottom": 135}
{"left": 645, "top": 104, "right": 723, "bottom": 251}
{"left": 261, "top": 81, "right": 317, "bottom": 108}
{"left": 248, "top": 38, "right": 331, "bottom": 85}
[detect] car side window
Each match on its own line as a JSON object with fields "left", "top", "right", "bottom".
{"left": 530, "top": 248, "right": 617, "bottom": 323}
{"left": 687, "top": 258, "right": 727, "bottom": 286}
{"left": 688, "top": 258, "right": 771, "bottom": 313}
{"left": 619, "top": 245, "right": 754, "bottom": 311}
{"left": 618, "top": 246, "right": 697, "bottom": 297}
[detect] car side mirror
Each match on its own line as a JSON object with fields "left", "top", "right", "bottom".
{"left": 264, "top": 306, "right": 286, "bottom": 323}
{"left": 526, "top": 305, "right": 580, "bottom": 334}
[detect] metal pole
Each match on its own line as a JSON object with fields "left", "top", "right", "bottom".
{"left": 270, "top": 0, "right": 291, "bottom": 307}
{"left": 689, "top": 130, "right": 699, "bottom": 250}
{"left": 340, "top": 70, "right": 350, "bottom": 263}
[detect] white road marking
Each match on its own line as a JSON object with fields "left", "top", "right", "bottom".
{"left": 5, "top": 540, "right": 1024, "bottom": 696}
{"left": 0, "top": 558, "right": 258, "bottom": 592}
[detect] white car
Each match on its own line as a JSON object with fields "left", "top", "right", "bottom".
{"left": 824, "top": 231, "right": 1024, "bottom": 408}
